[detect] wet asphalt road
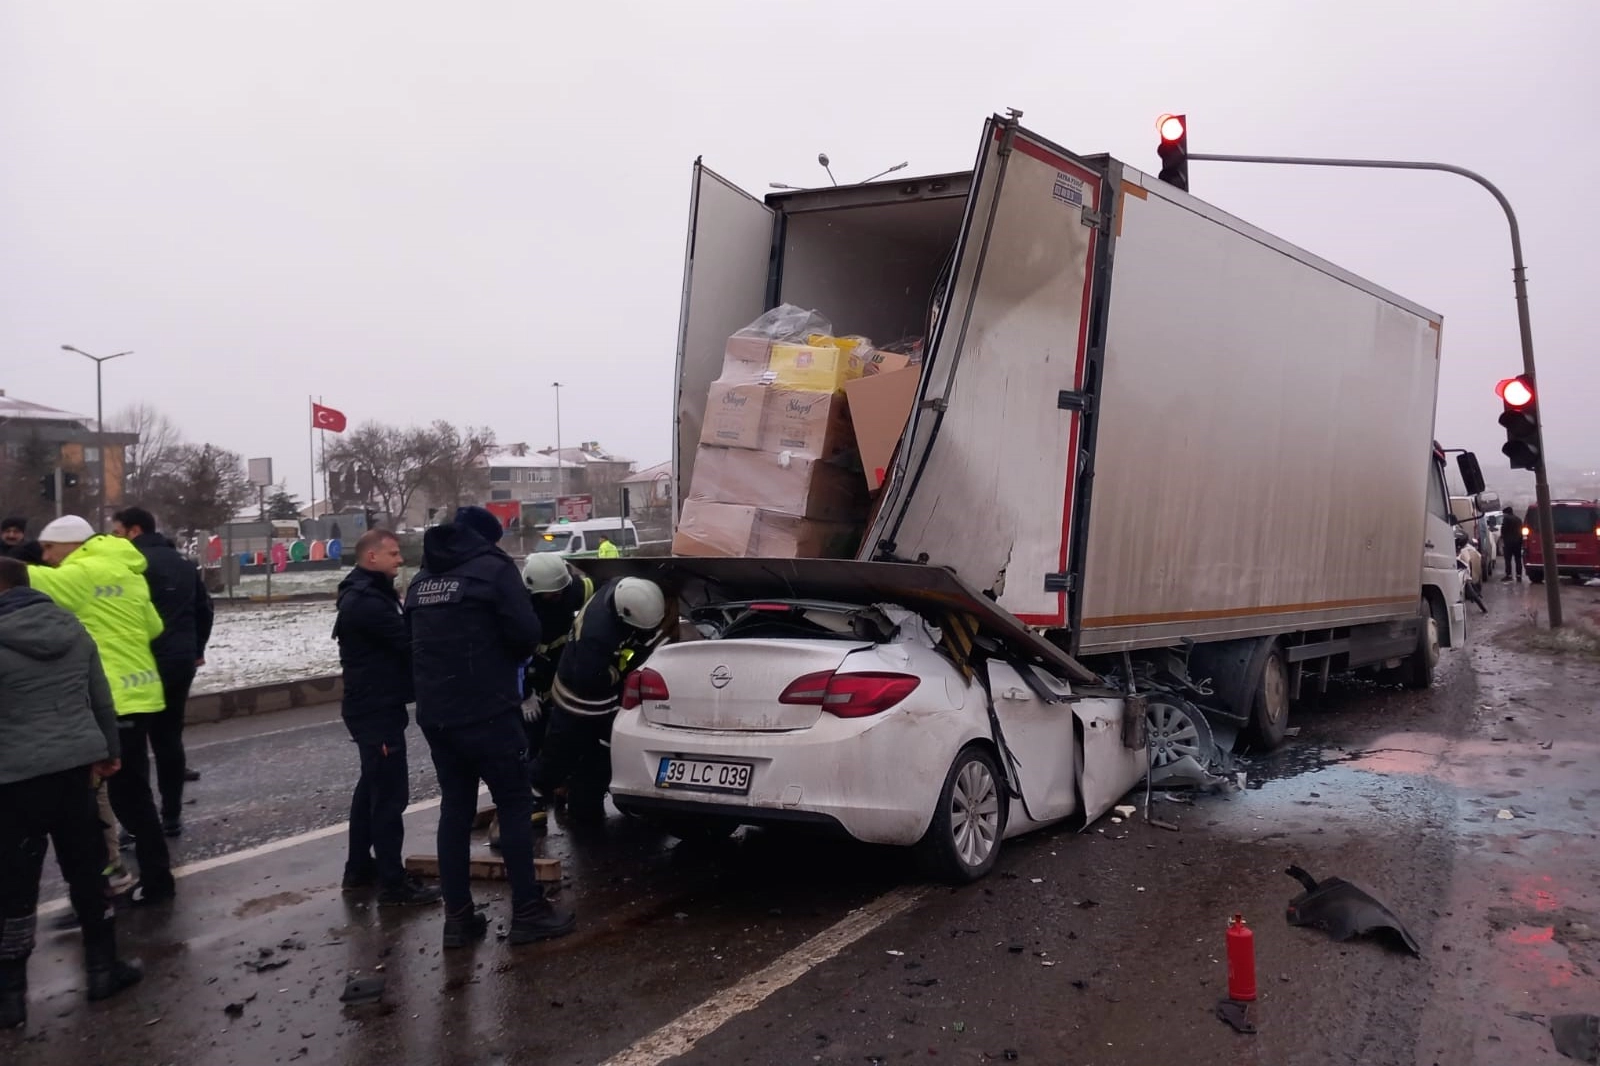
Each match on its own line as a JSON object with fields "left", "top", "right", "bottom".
{"left": 10, "top": 580, "right": 1600, "bottom": 1066}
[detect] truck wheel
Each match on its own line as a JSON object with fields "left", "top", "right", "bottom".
{"left": 1248, "top": 647, "right": 1290, "bottom": 750}
{"left": 1529, "top": 568, "right": 1544, "bottom": 584}
{"left": 1403, "top": 602, "right": 1440, "bottom": 690}
{"left": 917, "top": 745, "right": 1006, "bottom": 884}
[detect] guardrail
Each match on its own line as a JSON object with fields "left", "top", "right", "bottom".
{"left": 187, "top": 674, "right": 342, "bottom": 725}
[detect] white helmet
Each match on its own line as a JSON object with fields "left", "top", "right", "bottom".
{"left": 614, "top": 577, "right": 666, "bottom": 630}
{"left": 522, "top": 554, "right": 573, "bottom": 594}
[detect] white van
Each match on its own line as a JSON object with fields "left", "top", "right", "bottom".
{"left": 534, "top": 518, "right": 639, "bottom": 557}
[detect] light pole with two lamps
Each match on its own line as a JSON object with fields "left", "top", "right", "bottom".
{"left": 60, "top": 344, "right": 132, "bottom": 529}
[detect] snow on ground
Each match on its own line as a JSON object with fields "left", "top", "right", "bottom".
{"left": 226, "top": 568, "right": 348, "bottom": 597}
{"left": 195, "top": 601, "right": 340, "bottom": 694}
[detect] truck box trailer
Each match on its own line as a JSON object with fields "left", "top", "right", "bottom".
{"left": 670, "top": 112, "right": 1469, "bottom": 745}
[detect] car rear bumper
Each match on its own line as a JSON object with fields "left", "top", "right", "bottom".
{"left": 608, "top": 707, "right": 983, "bottom": 847}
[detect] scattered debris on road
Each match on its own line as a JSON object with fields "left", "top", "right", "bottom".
{"left": 1215, "top": 998, "right": 1258, "bottom": 1034}
{"left": 338, "top": 975, "right": 386, "bottom": 1006}
{"left": 1551, "top": 1014, "right": 1600, "bottom": 1063}
{"left": 1284, "top": 865, "right": 1420, "bottom": 956}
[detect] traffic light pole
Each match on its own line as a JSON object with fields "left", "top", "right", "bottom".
{"left": 1186, "top": 151, "right": 1562, "bottom": 628}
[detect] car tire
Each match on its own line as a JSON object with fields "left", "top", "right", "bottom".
{"left": 1404, "top": 601, "right": 1441, "bottom": 691}
{"left": 1529, "top": 568, "right": 1544, "bottom": 584}
{"left": 1247, "top": 646, "right": 1291, "bottom": 750}
{"left": 917, "top": 745, "right": 1006, "bottom": 884}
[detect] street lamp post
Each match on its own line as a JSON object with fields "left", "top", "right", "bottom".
{"left": 1181, "top": 151, "right": 1563, "bottom": 629}
{"left": 60, "top": 345, "right": 132, "bottom": 530}
{"left": 552, "top": 381, "right": 564, "bottom": 503}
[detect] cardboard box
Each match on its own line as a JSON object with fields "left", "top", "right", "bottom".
{"left": 759, "top": 389, "right": 853, "bottom": 461}
{"left": 861, "top": 350, "right": 912, "bottom": 377}
{"left": 768, "top": 343, "right": 861, "bottom": 393}
{"left": 688, "top": 445, "right": 867, "bottom": 523}
{"left": 700, "top": 382, "right": 767, "bottom": 449}
{"left": 720, "top": 334, "right": 772, "bottom": 382}
{"left": 843, "top": 366, "right": 920, "bottom": 491}
{"left": 673, "top": 501, "right": 858, "bottom": 559}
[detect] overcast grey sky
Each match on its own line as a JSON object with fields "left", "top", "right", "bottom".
{"left": 3, "top": 1, "right": 1595, "bottom": 505}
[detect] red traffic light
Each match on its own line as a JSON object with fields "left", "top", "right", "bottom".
{"left": 1495, "top": 376, "right": 1534, "bottom": 409}
{"left": 1157, "top": 114, "right": 1186, "bottom": 144}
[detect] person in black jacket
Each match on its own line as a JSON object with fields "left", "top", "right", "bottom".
{"left": 531, "top": 577, "right": 669, "bottom": 824}
{"left": 406, "top": 507, "right": 574, "bottom": 949}
{"left": 1500, "top": 506, "right": 1525, "bottom": 582}
{"left": 333, "top": 529, "right": 439, "bottom": 907}
{"left": 111, "top": 507, "right": 215, "bottom": 837}
{"left": 0, "top": 518, "right": 42, "bottom": 565}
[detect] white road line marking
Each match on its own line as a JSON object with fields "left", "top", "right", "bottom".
{"left": 598, "top": 886, "right": 925, "bottom": 1066}
{"left": 185, "top": 713, "right": 343, "bottom": 751}
{"left": 37, "top": 789, "right": 485, "bottom": 917}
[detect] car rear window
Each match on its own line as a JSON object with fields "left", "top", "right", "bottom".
{"left": 1529, "top": 506, "right": 1599, "bottom": 536}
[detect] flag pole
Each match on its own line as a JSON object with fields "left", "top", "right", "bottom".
{"left": 308, "top": 396, "right": 317, "bottom": 519}
{"left": 318, "top": 395, "right": 329, "bottom": 521}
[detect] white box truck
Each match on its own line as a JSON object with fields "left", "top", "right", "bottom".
{"left": 573, "top": 115, "right": 1484, "bottom": 876}
{"left": 663, "top": 113, "right": 1474, "bottom": 748}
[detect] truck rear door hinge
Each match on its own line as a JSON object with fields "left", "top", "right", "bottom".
{"left": 1043, "top": 572, "right": 1075, "bottom": 593}
{"left": 1057, "top": 390, "right": 1093, "bottom": 414}
{"left": 1080, "top": 206, "right": 1105, "bottom": 229}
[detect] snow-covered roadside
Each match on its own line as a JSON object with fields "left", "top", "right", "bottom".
{"left": 194, "top": 601, "right": 340, "bottom": 694}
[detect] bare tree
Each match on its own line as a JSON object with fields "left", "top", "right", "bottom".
{"left": 420, "top": 421, "right": 496, "bottom": 510}
{"left": 110, "top": 403, "right": 184, "bottom": 503}
{"left": 151, "top": 444, "right": 255, "bottom": 534}
{"left": 322, "top": 421, "right": 435, "bottom": 525}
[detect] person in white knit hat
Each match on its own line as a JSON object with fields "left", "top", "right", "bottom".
{"left": 30, "top": 516, "right": 174, "bottom": 907}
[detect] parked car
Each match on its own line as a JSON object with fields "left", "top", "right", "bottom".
{"left": 1523, "top": 501, "right": 1600, "bottom": 584}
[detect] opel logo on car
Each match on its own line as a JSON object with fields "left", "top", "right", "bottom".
{"left": 709, "top": 665, "right": 733, "bottom": 689}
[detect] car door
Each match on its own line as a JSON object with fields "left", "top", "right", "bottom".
{"left": 986, "top": 662, "right": 1078, "bottom": 822}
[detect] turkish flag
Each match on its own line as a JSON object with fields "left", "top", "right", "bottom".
{"left": 311, "top": 403, "right": 348, "bottom": 432}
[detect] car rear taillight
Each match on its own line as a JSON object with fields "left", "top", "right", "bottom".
{"left": 621, "top": 667, "right": 669, "bottom": 710}
{"left": 778, "top": 670, "right": 920, "bottom": 719}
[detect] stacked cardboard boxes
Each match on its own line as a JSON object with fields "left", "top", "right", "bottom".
{"left": 677, "top": 321, "right": 869, "bottom": 559}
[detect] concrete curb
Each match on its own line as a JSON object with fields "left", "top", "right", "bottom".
{"left": 186, "top": 674, "right": 343, "bottom": 725}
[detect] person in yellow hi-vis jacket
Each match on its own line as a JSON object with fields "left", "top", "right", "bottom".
{"left": 596, "top": 535, "right": 621, "bottom": 559}
{"left": 29, "top": 516, "right": 175, "bottom": 907}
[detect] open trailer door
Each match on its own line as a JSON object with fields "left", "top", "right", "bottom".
{"left": 866, "top": 117, "right": 1104, "bottom": 628}
{"left": 673, "top": 161, "right": 774, "bottom": 518}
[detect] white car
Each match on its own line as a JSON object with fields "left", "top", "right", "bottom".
{"left": 608, "top": 597, "right": 1147, "bottom": 882}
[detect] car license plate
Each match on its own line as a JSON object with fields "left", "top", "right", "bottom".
{"left": 1557, "top": 542, "right": 1577, "bottom": 550}
{"left": 656, "top": 757, "right": 752, "bottom": 795}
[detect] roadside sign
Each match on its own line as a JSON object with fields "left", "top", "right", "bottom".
{"left": 556, "top": 494, "right": 593, "bottom": 522}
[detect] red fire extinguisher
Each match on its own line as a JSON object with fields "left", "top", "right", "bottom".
{"left": 1227, "top": 913, "right": 1257, "bottom": 1002}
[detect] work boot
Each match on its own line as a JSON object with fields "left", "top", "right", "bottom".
{"left": 161, "top": 816, "right": 183, "bottom": 838}
{"left": 0, "top": 916, "right": 35, "bottom": 1030}
{"left": 377, "top": 877, "right": 442, "bottom": 908}
{"left": 183, "top": 767, "right": 200, "bottom": 782}
{"left": 121, "top": 879, "right": 175, "bottom": 908}
{"left": 341, "top": 860, "right": 378, "bottom": 892}
{"left": 0, "top": 958, "right": 24, "bottom": 1030}
{"left": 509, "top": 894, "right": 576, "bottom": 945}
{"left": 82, "top": 918, "right": 143, "bottom": 1003}
{"left": 441, "top": 906, "right": 488, "bottom": 950}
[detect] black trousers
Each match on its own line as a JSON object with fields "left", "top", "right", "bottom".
{"left": 107, "top": 718, "right": 174, "bottom": 893}
{"left": 0, "top": 766, "right": 112, "bottom": 959}
{"left": 1505, "top": 544, "right": 1524, "bottom": 578}
{"left": 530, "top": 706, "right": 615, "bottom": 815}
{"left": 150, "top": 659, "right": 197, "bottom": 821}
{"left": 422, "top": 712, "right": 539, "bottom": 914}
{"left": 344, "top": 716, "right": 410, "bottom": 889}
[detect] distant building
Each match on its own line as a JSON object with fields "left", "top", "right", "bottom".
{"left": 0, "top": 389, "right": 138, "bottom": 520}
{"left": 483, "top": 448, "right": 583, "bottom": 505}
{"left": 538, "top": 441, "right": 635, "bottom": 516}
